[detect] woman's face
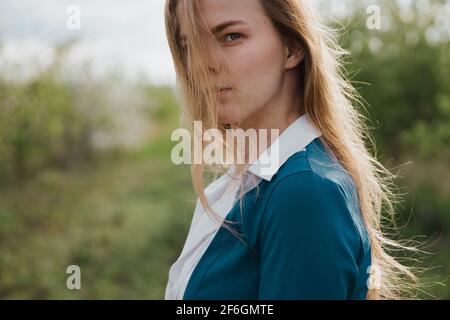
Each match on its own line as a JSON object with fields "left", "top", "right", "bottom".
{"left": 177, "top": 0, "right": 301, "bottom": 127}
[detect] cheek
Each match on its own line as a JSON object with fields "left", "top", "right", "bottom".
{"left": 229, "top": 40, "right": 285, "bottom": 100}
{"left": 218, "top": 38, "right": 285, "bottom": 124}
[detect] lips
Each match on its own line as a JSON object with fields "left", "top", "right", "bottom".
{"left": 218, "top": 88, "right": 231, "bottom": 93}
{"left": 217, "top": 87, "right": 232, "bottom": 93}
{"left": 215, "top": 85, "right": 232, "bottom": 92}
{"left": 216, "top": 87, "right": 231, "bottom": 99}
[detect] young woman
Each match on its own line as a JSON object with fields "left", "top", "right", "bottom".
{"left": 163, "top": 0, "right": 419, "bottom": 300}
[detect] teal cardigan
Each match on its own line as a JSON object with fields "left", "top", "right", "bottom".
{"left": 183, "top": 137, "right": 372, "bottom": 299}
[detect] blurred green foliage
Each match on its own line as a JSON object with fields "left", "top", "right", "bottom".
{"left": 338, "top": 0, "right": 450, "bottom": 160}
{"left": 0, "top": 134, "right": 194, "bottom": 298}
{"left": 337, "top": 0, "right": 450, "bottom": 298}
{"left": 0, "top": 44, "right": 113, "bottom": 183}
{"left": 0, "top": 0, "right": 449, "bottom": 299}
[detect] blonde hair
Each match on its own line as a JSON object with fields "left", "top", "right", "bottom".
{"left": 165, "top": 0, "right": 423, "bottom": 299}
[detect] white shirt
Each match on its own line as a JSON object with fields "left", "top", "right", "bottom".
{"left": 164, "top": 113, "right": 322, "bottom": 299}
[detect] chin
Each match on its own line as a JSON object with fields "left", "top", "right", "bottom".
{"left": 218, "top": 107, "right": 243, "bottom": 126}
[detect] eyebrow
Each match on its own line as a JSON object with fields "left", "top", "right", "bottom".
{"left": 180, "top": 19, "right": 247, "bottom": 42}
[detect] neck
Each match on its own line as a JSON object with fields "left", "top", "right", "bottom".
{"left": 233, "top": 70, "right": 304, "bottom": 176}
{"left": 240, "top": 69, "right": 304, "bottom": 131}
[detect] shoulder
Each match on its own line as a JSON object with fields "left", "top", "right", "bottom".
{"left": 262, "top": 138, "right": 352, "bottom": 217}
{"left": 253, "top": 139, "right": 372, "bottom": 299}
{"left": 262, "top": 170, "right": 355, "bottom": 236}
{"left": 258, "top": 138, "right": 369, "bottom": 250}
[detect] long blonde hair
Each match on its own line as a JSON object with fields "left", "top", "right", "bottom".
{"left": 165, "top": 0, "right": 423, "bottom": 299}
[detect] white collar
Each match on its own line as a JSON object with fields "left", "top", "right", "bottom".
{"left": 244, "top": 113, "right": 322, "bottom": 181}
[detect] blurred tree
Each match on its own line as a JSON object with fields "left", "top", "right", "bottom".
{"left": 334, "top": 0, "right": 450, "bottom": 160}
{"left": 0, "top": 42, "right": 113, "bottom": 182}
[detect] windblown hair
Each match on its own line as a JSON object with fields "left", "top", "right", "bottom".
{"left": 164, "top": 0, "right": 423, "bottom": 299}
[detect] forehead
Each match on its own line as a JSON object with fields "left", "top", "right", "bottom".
{"left": 176, "top": 0, "right": 267, "bottom": 36}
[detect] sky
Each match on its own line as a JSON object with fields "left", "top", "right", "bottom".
{"left": 0, "top": 0, "right": 448, "bottom": 85}
{"left": 0, "top": 0, "right": 173, "bottom": 84}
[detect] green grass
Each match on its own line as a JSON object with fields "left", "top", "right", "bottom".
{"left": 0, "top": 133, "right": 195, "bottom": 299}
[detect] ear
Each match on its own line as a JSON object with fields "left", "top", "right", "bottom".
{"left": 284, "top": 39, "right": 305, "bottom": 70}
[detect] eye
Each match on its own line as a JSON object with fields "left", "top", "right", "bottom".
{"left": 223, "top": 32, "right": 242, "bottom": 43}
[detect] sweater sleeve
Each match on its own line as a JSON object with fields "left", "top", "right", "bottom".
{"left": 257, "top": 170, "right": 362, "bottom": 299}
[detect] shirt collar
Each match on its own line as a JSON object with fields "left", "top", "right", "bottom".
{"left": 245, "top": 113, "right": 322, "bottom": 182}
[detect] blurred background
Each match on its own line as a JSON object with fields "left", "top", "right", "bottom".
{"left": 0, "top": 0, "right": 449, "bottom": 299}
